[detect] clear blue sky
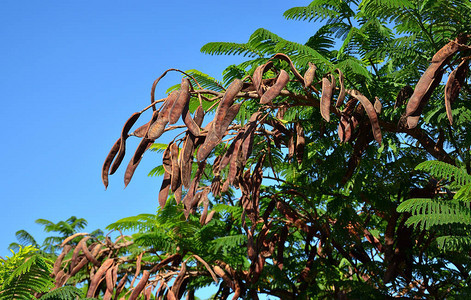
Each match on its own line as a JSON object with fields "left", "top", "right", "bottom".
{"left": 0, "top": 0, "right": 315, "bottom": 266}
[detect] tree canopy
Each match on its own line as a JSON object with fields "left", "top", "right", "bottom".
{"left": 4, "top": 0, "right": 471, "bottom": 299}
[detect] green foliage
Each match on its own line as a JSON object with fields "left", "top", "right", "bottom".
{"left": 0, "top": 246, "right": 54, "bottom": 299}
{"left": 38, "top": 287, "right": 83, "bottom": 300}
{"left": 398, "top": 161, "right": 471, "bottom": 251}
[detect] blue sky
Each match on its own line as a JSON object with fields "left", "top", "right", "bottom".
{"left": 0, "top": 0, "right": 316, "bottom": 265}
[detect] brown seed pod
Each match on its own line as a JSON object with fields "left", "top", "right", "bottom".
{"left": 200, "top": 196, "right": 209, "bottom": 226}
{"left": 271, "top": 53, "right": 305, "bottom": 84}
{"left": 115, "top": 273, "right": 128, "bottom": 295}
{"left": 53, "top": 245, "right": 72, "bottom": 276}
{"left": 159, "top": 171, "right": 171, "bottom": 207}
{"left": 129, "top": 270, "right": 150, "bottom": 300}
{"left": 170, "top": 143, "right": 181, "bottom": 193}
{"left": 86, "top": 258, "right": 114, "bottom": 298}
{"left": 394, "top": 85, "right": 414, "bottom": 109}
{"left": 295, "top": 123, "right": 305, "bottom": 164}
{"left": 169, "top": 78, "right": 190, "bottom": 124}
{"left": 407, "top": 69, "right": 444, "bottom": 128}
{"left": 320, "top": 74, "right": 336, "bottom": 122}
{"left": 124, "top": 140, "right": 153, "bottom": 187}
{"left": 219, "top": 129, "right": 245, "bottom": 172}
{"left": 130, "top": 121, "right": 150, "bottom": 137}
{"left": 131, "top": 110, "right": 159, "bottom": 165}
{"left": 406, "top": 35, "right": 468, "bottom": 128}
{"left": 304, "top": 62, "right": 317, "bottom": 88}
{"left": 335, "top": 68, "right": 346, "bottom": 107}
{"left": 197, "top": 103, "right": 241, "bottom": 162}
{"left": 170, "top": 262, "right": 187, "bottom": 297}
{"left": 445, "top": 59, "right": 469, "bottom": 125}
{"left": 260, "top": 69, "right": 289, "bottom": 105}
{"left": 347, "top": 89, "right": 382, "bottom": 144}
{"left": 277, "top": 226, "right": 289, "bottom": 270}
{"left": 110, "top": 112, "right": 141, "bottom": 175}
{"left": 205, "top": 210, "right": 216, "bottom": 224}
{"left": 102, "top": 138, "right": 120, "bottom": 189}
{"left": 105, "top": 265, "right": 115, "bottom": 293}
{"left": 180, "top": 136, "right": 195, "bottom": 189}
{"left": 182, "top": 161, "right": 206, "bottom": 216}
{"left": 374, "top": 97, "right": 382, "bottom": 114}
{"left": 162, "top": 143, "right": 173, "bottom": 174}
{"left": 182, "top": 100, "right": 204, "bottom": 137}
{"left": 253, "top": 61, "right": 274, "bottom": 96}
{"left": 80, "top": 238, "right": 100, "bottom": 266}
{"left": 215, "top": 79, "right": 243, "bottom": 126}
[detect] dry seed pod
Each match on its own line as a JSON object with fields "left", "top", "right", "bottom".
{"left": 170, "top": 143, "right": 181, "bottom": 193}
{"left": 253, "top": 61, "right": 274, "bottom": 96}
{"left": 260, "top": 69, "right": 289, "bottom": 104}
{"left": 86, "top": 259, "right": 114, "bottom": 298}
{"left": 197, "top": 103, "right": 241, "bottom": 162}
{"left": 162, "top": 143, "right": 173, "bottom": 173}
{"left": 271, "top": 53, "right": 305, "bottom": 84}
{"left": 131, "top": 110, "right": 159, "bottom": 165}
{"left": 320, "top": 74, "right": 336, "bottom": 122}
{"left": 215, "top": 79, "right": 243, "bottom": 127}
{"left": 374, "top": 97, "right": 382, "bottom": 114}
{"left": 200, "top": 196, "right": 209, "bottom": 225}
{"left": 406, "top": 35, "right": 468, "bottom": 128}
{"left": 53, "top": 245, "right": 72, "bottom": 276}
{"left": 124, "top": 140, "right": 153, "bottom": 187}
{"left": 105, "top": 266, "right": 114, "bottom": 293}
{"left": 102, "top": 138, "right": 120, "bottom": 188}
{"left": 407, "top": 69, "right": 444, "bottom": 128}
{"left": 129, "top": 270, "right": 151, "bottom": 300}
{"left": 159, "top": 171, "right": 171, "bottom": 207}
{"left": 182, "top": 101, "right": 203, "bottom": 137}
{"left": 304, "top": 62, "right": 317, "bottom": 88}
{"left": 347, "top": 89, "right": 382, "bottom": 144}
{"left": 205, "top": 210, "right": 216, "bottom": 224}
{"left": 80, "top": 238, "right": 100, "bottom": 266}
{"left": 445, "top": 59, "right": 468, "bottom": 125}
{"left": 110, "top": 112, "right": 142, "bottom": 175}
{"left": 295, "top": 123, "right": 305, "bottom": 164}
{"left": 394, "top": 85, "right": 414, "bottom": 109}
{"left": 335, "top": 68, "right": 346, "bottom": 107}
{"left": 169, "top": 78, "right": 190, "bottom": 124}
{"left": 219, "top": 129, "right": 245, "bottom": 171}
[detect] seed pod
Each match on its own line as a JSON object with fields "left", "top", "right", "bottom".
{"left": 170, "top": 262, "right": 187, "bottom": 297}
{"left": 320, "top": 74, "right": 336, "bottom": 122}
{"left": 159, "top": 171, "right": 171, "bottom": 207}
{"left": 182, "top": 100, "right": 203, "bottom": 137}
{"left": 199, "top": 196, "right": 209, "bottom": 226}
{"left": 80, "top": 238, "right": 99, "bottom": 266}
{"left": 105, "top": 265, "right": 114, "bottom": 293}
{"left": 132, "top": 110, "right": 159, "bottom": 165}
{"left": 53, "top": 245, "right": 72, "bottom": 276}
{"left": 219, "top": 129, "right": 245, "bottom": 171}
{"left": 394, "top": 85, "right": 414, "bottom": 109}
{"left": 304, "top": 62, "right": 317, "bottom": 88}
{"left": 277, "top": 226, "right": 289, "bottom": 270}
{"left": 347, "top": 89, "right": 382, "bottom": 144}
{"left": 205, "top": 210, "right": 216, "bottom": 224}
{"left": 124, "top": 140, "right": 153, "bottom": 187}
{"left": 406, "top": 35, "right": 468, "bottom": 128}
{"left": 170, "top": 143, "right": 181, "bottom": 193}
{"left": 295, "top": 123, "right": 305, "bottom": 164}
{"left": 253, "top": 61, "right": 274, "bottom": 96}
{"left": 407, "top": 69, "right": 444, "bottom": 128}
{"left": 86, "top": 258, "right": 114, "bottom": 298}
{"left": 110, "top": 112, "right": 141, "bottom": 175}
{"left": 216, "top": 79, "right": 243, "bottom": 126}
{"left": 272, "top": 53, "right": 305, "bottom": 84}
{"left": 102, "top": 138, "right": 120, "bottom": 188}
{"left": 445, "top": 59, "right": 468, "bottom": 125}
{"left": 162, "top": 143, "right": 173, "bottom": 173}
{"left": 374, "top": 97, "right": 382, "bottom": 114}
{"left": 129, "top": 270, "right": 150, "bottom": 300}
{"left": 169, "top": 78, "right": 190, "bottom": 124}
{"left": 197, "top": 103, "right": 241, "bottom": 162}
{"left": 115, "top": 273, "right": 128, "bottom": 296}
{"left": 260, "top": 69, "right": 289, "bottom": 104}
{"left": 335, "top": 68, "right": 346, "bottom": 107}
{"left": 130, "top": 121, "right": 150, "bottom": 137}
{"left": 182, "top": 161, "right": 206, "bottom": 215}
{"left": 240, "top": 112, "right": 261, "bottom": 165}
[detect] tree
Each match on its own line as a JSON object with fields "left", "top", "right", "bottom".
{"left": 34, "top": 0, "right": 471, "bottom": 298}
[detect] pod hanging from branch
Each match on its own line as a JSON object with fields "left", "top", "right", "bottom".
{"left": 445, "top": 59, "right": 469, "bottom": 125}
{"left": 260, "top": 69, "right": 289, "bottom": 104}
{"left": 320, "top": 74, "right": 336, "bottom": 122}
{"left": 347, "top": 89, "right": 382, "bottom": 144}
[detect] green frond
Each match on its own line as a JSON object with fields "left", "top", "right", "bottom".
{"left": 201, "top": 42, "right": 261, "bottom": 58}
{"left": 14, "top": 230, "right": 38, "bottom": 248}
{"left": 106, "top": 214, "right": 158, "bottom": 232}
{"left": 415, "top": 161, "right": 471, "bottom": 187}
{"left": 209, "top": 234, "right": 247, "bottom": 254}
{"left": 39, "top": 286, "right": 83, "bottom": 300}
{"left": 148, "top": 165, "right": 166, "bottom": 177}
{"left": 149, "top": 143, "right": 169, "bottom": 154}
{"left": 283, "top": 0, "right": 354, "bottom": 22}
{"left": 436, "top": 235, "right": 471, "bottom": 252}
{"left": 185, "top": 69, "right": 225, "bottom": 92}
{"left": 397, "top": 198, "right": 471, "bottom": 230}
